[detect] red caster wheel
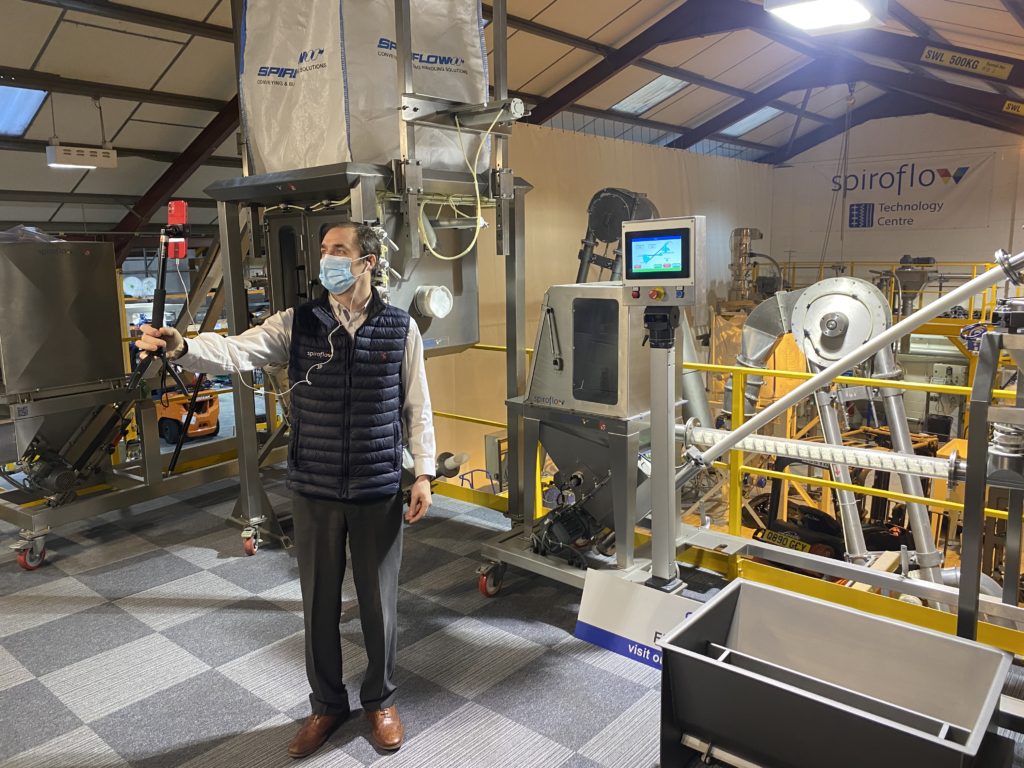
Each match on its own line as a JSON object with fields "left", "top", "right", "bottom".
{"left": 242, "top": 537, "right": 259, "bottom": 556}
{"left": 17, "top": 547, "right": 46, "bottom": 571}
{"left": 477, "top": 563, "right": 505, "bottom": 597}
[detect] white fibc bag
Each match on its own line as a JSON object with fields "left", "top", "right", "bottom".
{"left": 240, "top": 0, "right": 489, "bottom": 175}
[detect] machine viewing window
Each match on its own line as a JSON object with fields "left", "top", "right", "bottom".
{"left": 572, "top": 298, "right": 619, "bottom": 406}
{"left": 624, "top": 227, "right": 691, "bottom": 281}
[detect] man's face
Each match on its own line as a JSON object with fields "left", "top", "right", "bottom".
{"left": 320, "top": 226, "right": 374, "bottom": 275}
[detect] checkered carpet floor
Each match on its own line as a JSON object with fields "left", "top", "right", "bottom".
{"left": 0, "top": 471, "right": 660, "bottom": 768}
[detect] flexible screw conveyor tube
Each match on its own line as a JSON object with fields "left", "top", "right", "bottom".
{"left": 675, "top": 250, "right": 1024, "bottom": 487}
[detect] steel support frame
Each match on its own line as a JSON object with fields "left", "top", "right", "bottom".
{"left": 958, "top": 333, "right": 1008, "bottom": 638}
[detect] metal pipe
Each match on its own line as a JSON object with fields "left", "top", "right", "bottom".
{"left": 679, "top": 312, "right": 713, "bottom": 429}
{"left": 720, "top": 290, "right": 802, "bottom": 427}
{"left": 941, "top": 567, "right": 1003, "bottom": 598}
{"left": 686, "top": 252, "right": 1024, "bottom": 474}
{"left": 814, "top": 390, "right": 870, "bottom": 563}
{"left": 651, "top": 343, "right": 678, "bottom": 584}
{"left": 679, "top": 425, "right": 961, "bottom": 482}
{"left": 874, "top": 345, "right": 943, "bottom": 582}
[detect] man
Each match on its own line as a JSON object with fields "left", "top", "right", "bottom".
{"left": 137, "top": 223, "right": 435, "bottom": 758}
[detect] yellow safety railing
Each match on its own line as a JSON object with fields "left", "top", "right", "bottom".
{"left": 683, "top": 361, "right": 1015, "bottom": 535}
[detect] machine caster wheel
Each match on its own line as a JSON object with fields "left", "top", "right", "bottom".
{"left": 16, "top": 547, "right": 46, "bottom": 571}
{"left": 477, "top": 563, "right": 506, "bottom": 597}
{"left": 241, "top": 528, "right": 259, "bottom": 556}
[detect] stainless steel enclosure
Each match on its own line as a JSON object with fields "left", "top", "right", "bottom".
{"left": 661, "top": 580, "right": 1012, "bottom": 768}
{"left": 527, "top": 283, "right": 650, "bottom": 419}
{"left": 0, "top": 242, "right": 125, "bottom": 465}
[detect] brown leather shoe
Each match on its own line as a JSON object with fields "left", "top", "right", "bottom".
{"left": 288, "top": 713, "right": 346, "bottom": 759}
{"left": 366, "top": 706, "right": 404, "bottom": 751}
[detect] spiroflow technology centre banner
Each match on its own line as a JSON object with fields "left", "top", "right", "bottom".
{"left": 797, "top": 152, "right": 995, "bottom": 232}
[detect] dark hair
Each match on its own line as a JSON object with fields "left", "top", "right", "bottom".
{"left": 326, "top": 222, "right": 381, "bottom": 260}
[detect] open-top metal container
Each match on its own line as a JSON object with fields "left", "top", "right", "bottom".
{"left": 659, "top": 579, "right": 1012, "bottom": 768}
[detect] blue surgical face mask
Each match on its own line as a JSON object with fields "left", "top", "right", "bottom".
{"left": 319, "top": 254, "right": 369, "bottom": 294}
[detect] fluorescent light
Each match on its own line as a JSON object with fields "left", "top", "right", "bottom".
{"left": 720, "top": 106, "right": 783, "bottom": 137}
{"left": 0, "top": 86, "right": 47, "bottom": 136}
{"left": 612, "top": 75, "right": 688, "bottom": 116}
{"left": 765, "top": 0, "right": 882, "bottom": 31}
{"left": 46, "top": 143, "right": 117, "bottom": 170}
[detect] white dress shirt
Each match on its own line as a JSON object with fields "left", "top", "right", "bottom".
{"left": 177, "top": 292, "right": 436, "bottom": 478}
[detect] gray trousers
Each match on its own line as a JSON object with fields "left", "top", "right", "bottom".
{"left": 291, "top": 491, "right": 403, "bottom": 715}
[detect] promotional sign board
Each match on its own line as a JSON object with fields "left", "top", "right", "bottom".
{"left": 575, "top": 568, "right": 703, "bottom": 670}
{"left": 793, "top": 152, "right": 995, "bottom": 234}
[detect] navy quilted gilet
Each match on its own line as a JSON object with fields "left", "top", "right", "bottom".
{"left": 287, "top": 291, "right": 410, "bottom": 501}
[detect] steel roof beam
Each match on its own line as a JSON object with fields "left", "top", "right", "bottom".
{"left": 524, "top": 0, "right": 750, "bottom": 125}
{"left": 0, "top": 137, "right": 241, "bottom": 168}
{"left": 888, "top": 1, "right": 949, "bottom": 43}
{"left": 21, "top": 0, "right": 233, "bottom": 42}
{"left": 666, "top": 62, "right": 846, "bottom": 149}
{"left": 481, "top": 4, "right": 828, "bottom": 125}
{"left": 761, "top": 92, "right": 1019, "bottom": 164}
{"left": 509, "top": 90, "right": 775, "bottom": 151}
{"left": 0, "top": 221, "right": 221, "bottom": 236}
{"left": 113, "top": 96, "right": 240, "bottom": 263}
{"left": 0, "top": 66, "right": 227, "bottom": 112}
{"left": 1002, "top": 1, "right": 1024, "bottom": 29}
{"left": 0, "top": 190, "right": 216, "bottom": 207}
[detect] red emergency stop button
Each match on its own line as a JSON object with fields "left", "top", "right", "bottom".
{"left": 648, "top": 287, "right": 665, "bottom": 301}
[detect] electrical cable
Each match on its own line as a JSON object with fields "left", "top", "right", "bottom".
{"left": 417, "top": 108, "right": 505, "bottom": 261}
{"left": 819, "top": 86, "right": 856, "bottom": 270}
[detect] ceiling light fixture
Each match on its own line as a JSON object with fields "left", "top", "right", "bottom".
{"left": 764, "top": 0, "right": 887, "bottom": 32}
{"left": 45, "top": 96, "right": 118, "bottom": 169}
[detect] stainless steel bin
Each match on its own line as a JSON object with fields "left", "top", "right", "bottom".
{"left": 659, "top": 579, "right": 1012, "bottom": 768}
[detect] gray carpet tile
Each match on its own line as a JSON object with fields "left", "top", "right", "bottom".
{"left": 578, "top": 689, "right": 661, "bottom": 768}
{"left": 555, "top": 636, "right": 661, "bottom": 689}
{"left": 89, "top": 670, "right": 279, "bottom": 768}
{"left": 0, "top": 484, "right": 727, "bottom": 767}
{"left": 217, "top": 630, "right": 309, "bottom": 713}
{"left": 114, "top": 570, "right": 252, "bottom": 632}
{"left": 73, "top": 551, "right": 201, "bottom": 601}
{"left": 39, "top": 634, "right": 210, "bottom": 723}
{"left": 413, "top": 515, "right": 508, "bottom": 556}
{"left": 160, "top": 597, "right": 304, "bottom": 667}
{"left": 113, "top": 505, "right": 228, "bottom": 547}
{"left": 0, "top": 539, "right": 77, "bottom": 597}
{"left": 176, "top": 714, "right": 363, "bottom": 768}
{"left": 165, "top": 529, "right": 245, "bottom": 571}
{"left": 49, "top": 532, "right": 160, "bottom": 577}
{"left": 0, "top": 725, "right": 128, "bottom": 768}
{"left": 0, "top": 576, "right": 107, "bottom": 638}
{"left": 340, "top": 670, "right": 471, "bottom": 765}
{"left": 0, "top": 646, "right": 33, "bottom": 693}
{"left": 365, "top": 702, "right": 574, "bottom": 768}
{"left": 0, "top": 680, "right": 83, "bottom": 761}
{"left": 208, "top": 547, "right": 301, "bottom": 593}
{"left": 557, "top": 756, "right": 608, "bottom": 768}
{"left": 472, "top": 579, "right": 580, "bottom": 647}
{"left": 398, "top": 538, "right": 462, "bottom": 585}
{"left": 401, "top": 556, "right": 521, "bottom": 615}
{"left": 473, "top": 649, "right": 650, "bottom": 751}
{"left": 4, "top": 603, "right": 155, "bottom": 676}
{"left": 398, "top": 616, "right": 546, "bottom": 699}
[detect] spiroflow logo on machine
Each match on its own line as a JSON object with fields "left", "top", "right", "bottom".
{"left": 833, "top": 162, "right": 970, "bottom": 229}
{"left": 257, "top": 47, "right": 328, "bottom": 84}
{"left": 376, "top": 38, "right": 469, "bottom": 74}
